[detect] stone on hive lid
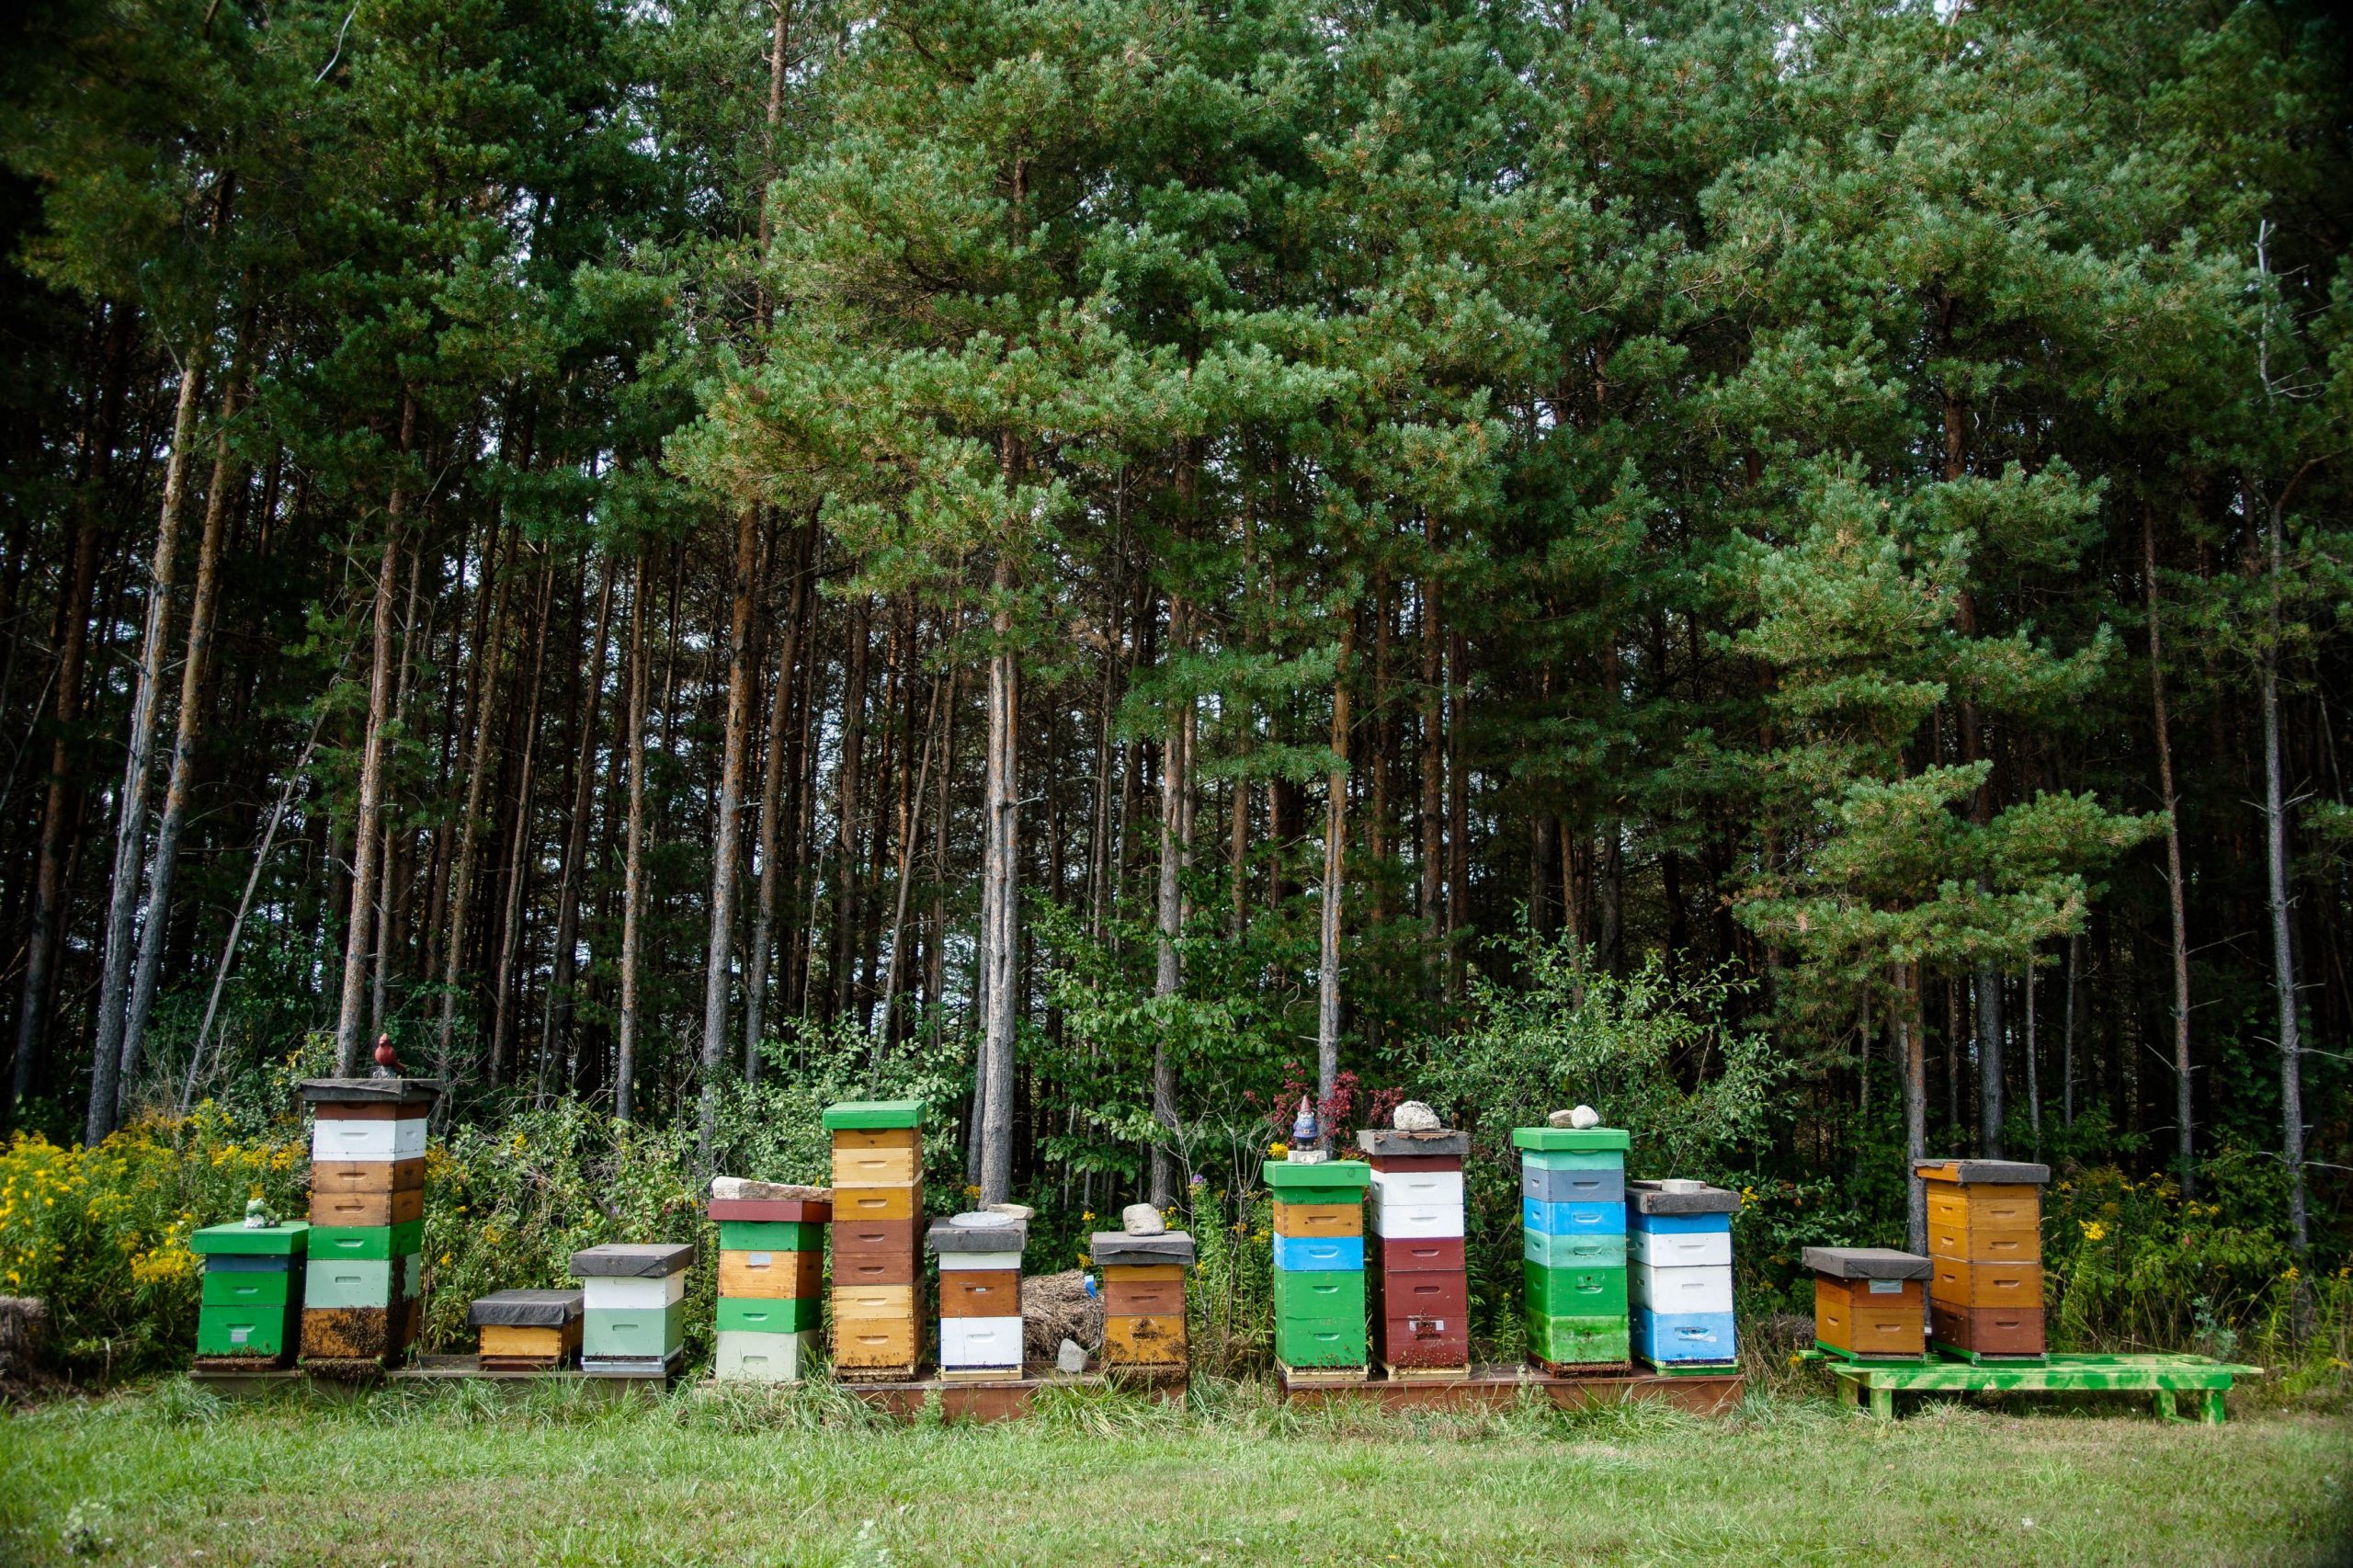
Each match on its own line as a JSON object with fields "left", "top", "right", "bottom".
{"left": 1356, "top": 1127, "right": 1470, "bottom": 1158}
{"left": 709, "top": 1176, "right": 829, "bottom": 1203}
{"left": 1542, "top": 1104, "right": 1601, "bottom": 1130}
{"left": 1120, "top": 1203, "right": 1165, "bottom": 1236}
{"left": 1914, "top": 1158, "right": 2051, "bottom": 1187}
{"left": 1090, "top": 1231, "right": 1196, "bottom": 1267}
{"left": 469, "top": 1289, "right": 585, "bottom": 1328}
{"left": 1802, "top": 1246, "right": 1931, "bottom": 1281}
{"left": 1627, "top": 1179, "right": 1741, "bottom": 1215}
{"left": 987, "top": 1202, "right": 1036, "bottom": 1221}
{"left": 1392, "top": 1100, "right": 1441, "bottom": 1132}
{"left": 928, "top": 1213, "right": 1027, "bottom": 1253}
{"left": 569, "top": 1243, "right": 694, "bottom": 1278}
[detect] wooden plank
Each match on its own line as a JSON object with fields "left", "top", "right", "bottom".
{"left": 1276, "top": 1363, "right": 1741, "bottom": 1415}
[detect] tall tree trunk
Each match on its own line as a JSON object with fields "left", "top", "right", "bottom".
{"left": 2024, "top": 965, "right": 2041, "bottom": 1159}
{"left": 698, "top": 505, "right": 760, "bottom": 1168}
{"left": 1898, "top": 960, "right": 1927, "bottom": 1255}
{"left": 1417, "top": 574, "right": 1442, "bottom": 997}
{"left": 879, "top": 665, "right": 945, "bottom": 1052}
{"left": 486, "top": 556, "right": 554, "bottom": 1085}
{"left": 537, "top": 561, "right": 614, "bottom": 1098}
{"left": 1446, "top": 628, "right": 1468, "bottom": 1005}
{"left": 976, "top": 419, "right": 1024, "bottom": 1204}
{"left": 437, "top": 522, "right": 516, "bottom": 1068}
{"left": 2063, "top": 931, "right": 2079, "bottom": 1128}
{"left": 744, "top": 520, "right": 811, "bottom": 1074}
{"left": 330, "top": 394, "right": 416, "bottom": 1078}
{"left": 617, "top": 548, "right": 651, "bottom": 1123}
{"left": 2143, "top": 509, "right": 2195, "bottom": 1194}
{"left": 120, "top": 341, "right": 250, "bottom": 1108}
{"left": 1151, "top": 591, "right": 1190, "bottom": 1203}
{"left": 830, "top": 594, "right": 871, "bottom": 1020}
{"left": 87, "top": 340, "right": 211, "bottom": 1141}
{"left": 2257, "top": 483, "right": 2309, "bottom": 1257}
{"left": 1315, "top": 620, "right": 1354, "bottom": 1147}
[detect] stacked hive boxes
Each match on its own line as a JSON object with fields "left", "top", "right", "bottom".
{"left": 573, "top": 1244, "right": 692, "bottom": 1377}
{"left": 1515, "top": 1123, "right": 1631, "bottom": 1370}
{"left": 470, "top": 1289, "right": 583, "bottom": 1370}
{"left": 1357, "top": 1125, "right": 1469, "bottom": 1376}
{"left": 710, "top": 1178, "right": 832, "bottom": 1383}
{"left": 190, "top": 1220, "right": 307, "bottom": 1368}
{"left": 1091, "top": 1226, "right": 1193, "bottom": 1381}
{"left": 824, "top": 1099, "right": 926, "bottom": 1380}
{"left": 1267, "top": 1157, "right": 1371, "bottom": 1379}
{"left": 928, "top": 1210, "right": 1027, "bottom": 1378}
{"left": 1919, "top": 1158, "right": 2049, "bottom": 1360}
{"left": 298, "top": 1078, "right": 436, "bottom": 1369}
{"left": 1803, "top": 1246, "right": 1930, "bottom": 1363}
{"left": 1627, "top": 1179, "right": 1739, "bottom": 1371}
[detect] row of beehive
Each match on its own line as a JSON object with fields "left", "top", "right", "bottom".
{"left": 1267, "top": 1158, "right": 1371, "bottom": 1372}
{"left": 1808, "top": 1158, "right": 2052, "bottom": 1364}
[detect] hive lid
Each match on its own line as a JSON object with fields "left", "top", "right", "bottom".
{"left": 707, "top": 1197, "right": 832, "bottom": 1223}
{"left": 1090, "top": 1232, "right": 1196, "bottom": 1266}
{"left": 1265, "top": 1158, "right": 1371, "bottom": 1192}
{"left": 468, "top": 1288, "right": 585, "bottom": 1327}
{"left": 709, "top": 1176, "right": 829, "bottom": 1203}
{"left": 1803, "top": 1245, "right": 1931, "bottom": 1281}
{"left": 1627, "top": 1179, "right": 1741, "bottom": 1216}
{"left": 821, "top": 1098, "right": 926, "bottom": 1131}
{"left": 569, "top": 1243, "right": 694, "bottom": 1278}
{"left": 927, "top": 1214, "right": 1026, "bottom": 1254}
{"left": 1915, "top": 1158, "right": 2051, "bottom": 1187}
{"left": 1355, "top": 1129, "right": 1469, "bottom": 1158}
{"left": 296, "top": 1076, "right": 441, "bottom": 1111}
{"left": 1511, "top": 1126, "right": 1631, "bottom": 1153}
{"left": 190, "top": 1220, "right": 310, "bottom": 1256}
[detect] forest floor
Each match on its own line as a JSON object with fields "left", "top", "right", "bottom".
{"left": 1, "top": 1373, "right": 2347, "bottom": 1565}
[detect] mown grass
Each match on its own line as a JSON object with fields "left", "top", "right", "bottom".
{"left": 2, "top": 1374, "right": 2347, "bottom": 1565}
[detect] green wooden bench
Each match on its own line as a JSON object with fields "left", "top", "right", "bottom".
{"left": 1824, "top": 1351, "right": 2264, "bottom": 1423}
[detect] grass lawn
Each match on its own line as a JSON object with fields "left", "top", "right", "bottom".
{"left": 2, "top": 1374, "right": 2347, "bottom": 1565}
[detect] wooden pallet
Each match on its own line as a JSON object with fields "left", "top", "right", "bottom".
{"left": 1276, "top": 1360, "right": 1371, "bottom": 1386}
{"left": 1278, "top": 1362, "right": 1743, "bottom": 1416}
{"left": 1828, "top": 1351, "right": 2263, "bottom": 1423}
{"left": 1639, "top": 1359, "right": 1740, "bottom": 1379}
{"left": 1930, "top": 1339, "right": 2049, "bottom": 1368}
{"left": 845, "top": 1369, "right": 1107, "bottom": 1423}
{"left": 833, "top": 1362, "right": 922, "bottom": 1385}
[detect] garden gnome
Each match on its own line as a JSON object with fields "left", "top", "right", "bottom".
{"left": 1287, "top": 1095, "right": 1327, "bottom": 1162}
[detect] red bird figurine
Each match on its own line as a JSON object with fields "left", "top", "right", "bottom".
{"left": 371, "top": 1032, "right": 399, "bottom": 1077}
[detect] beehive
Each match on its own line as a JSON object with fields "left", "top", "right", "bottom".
{"left": 927, "top": 1210, "right": 1027, "bottom": 1378}
{"left": 1266, "top": 1158, "right": 1371, "bottom": 1379}
{"left": 571, "top": 1243, "right": 694, "bottom": 1377}
{"left": 1514, "top": 1125, "right": 1631, "bottom": 1370}
{"left": 1085, "top": 1229, "right": 1188, "bottom": 1381}
{"left": 470, "top": 1288, "right": 584, "bottom": 1369}
{"left": 707, "top": 1179, "right": 831, "bottom": 1383}
{"left": 1358, "top": 1126, "right": 1469, "bottom": 1376}
{"left": 1803, "top": 1246, "right": 1930, "bottom": 1362}
{"left": 1917, "top": 1158, "right": 2050, "bottom": 1360}
{"left": 296, "top": 1078, "right": 438, "bottom": 1370}
{"left": 190, "top": 1219, "right": 308, "bottom": 1367}
{"left": 823, "top": 1099, "right": 926, "bottom": 1380}
{"left": 1627, "top": 1179, "right": 1740, "bottom": 1371}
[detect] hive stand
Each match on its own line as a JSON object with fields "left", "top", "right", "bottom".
{"left": 1803, "top": 1245, "right": 1931, "bottom": 1365}
{"left": 710, "top": 1180, "right": 831, "bottom": 1383}
{"left": 1358, "top": 1128, "right": 1470, "bottom": 1379}
{"left": 1091, "top": 1229, "right": 1194, "bottom": 1387}
{"left": 573, "top": 1243, "right": 693, "bottom": 1380}
{"left": 1917, "top": 1157, "right": 2050, "bottom": 1363}
{"left": 929, "top": 1211, "right": 1027, "bottom": 1381}
{"left": 1514, "top": 1125, "right": 1632, "bottom": 1374}
{"left": 190, "top": 1219, "right": 309, "bottom": 1370}
{"left": 1825, "top": 1352, "right": 2264, "bottom": 1423}
{"left": 824, "top": 1099, "right": 926, "bottom": 1381}
{"left": 1627, "top": 1180, "right": 1740, "bottom": 1374}
{"left": 297, "top": 1077, "right": 438, "bottom": 1376}
{"left": 1274, "top": 1362, "right": 1744, "bottom": 1415}
{"left": 1267, "top": 1157, "right": 1373, "bottom": 1383}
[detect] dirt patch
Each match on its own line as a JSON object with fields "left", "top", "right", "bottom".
{"left": 1022, "top": 1269, "right": 1100, "bottom": 1362}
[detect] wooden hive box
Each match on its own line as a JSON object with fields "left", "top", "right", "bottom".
{"left": 927, "top": 1213, "right": 1027, "bottom": 1375}
{"left": 1267, "top": 1158, "right": 1371, "bottom": 1380}
{"left": 1358, "top": 1129, "right": 1471, "bottom": 1374}
{"left": 190, "top": 1220, "right": 308, "bottom": 1367}
{"left": 1515, "top": 1126, "right": 1631, "bottom": 1372}
{"left": 1804, "top": 1246, "right": 1930, "bottom": 1363}
{"left": 1627, "top": 1181, "right": 1741, "bottom": 1370}
{"left": 823, "top": 1100, "right": 927, "bottom": 1379}
{"left": 1093, "top": 1232, "right": 1195, "bottom": 1380}
{"left": 572, "top": 1243, "right": 694, "bottom": 1375}
{"left": 470, "top": 1288, "right": 584, "bottom": 1369}
{"left": 297, "top": 1077, "right": 440, "bottom": 1370}
{"left": 1916, "top": 1159, "right": 2050, "bottom": 1360}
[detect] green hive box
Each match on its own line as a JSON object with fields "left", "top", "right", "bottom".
{"left": 1524, "top": 1231, "right": 1628, "bottom": 1268}
{"left": 821, "top": 1098, "right": 926, "bottom": 1131}
{"left": 1510, "top": 1127, "right": 1631, "bottom": 1153}
{"left": 1273, "top": 1270, "right": 1368, "bottom": 1319}
{"left": 584, "top": 1304, "right": 686, "bottom": 1359}
{"left": 1277, "top": 1314, "right": 1370, "bottom": 1369}
{"left": 197, "top": 1305, "right": 296, "bottom": 1358}
{"left": 716, "top": 1296, "right": 822, "bottom": 1335}
{"left": 201, "top": 1268, "right": 294, "bottom": 1309}
{"left": 308, "top": 1220, "right": 425, "bottom": 1261}
{"left": 1264, "top": 1158, "right": 1372, "bottom": 1194}
{"left": 1525, "top": 1311, "right": 1631, "bottom": 1366}
{"left": 305, "top": 1257, "right": 401, "bottom": 1310}
{"left": 188, "top": 1220, "right": 310, "bottom": 1257}
{"left": 717, "top": 1221, "right": 819, "bottom": 1252}
{"left": 1524, "top": 1259, "right": 1629, "bottom": 1317}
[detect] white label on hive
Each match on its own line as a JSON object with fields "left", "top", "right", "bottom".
{"left": 748, "top": 1253, "right": 772, "bottom": 1267}
{"left": 1868, "top": 1279, "right": 1904, "bottom": 1294}
{"left": 230, "top": 1327, "right": 249, "bottom": 1344}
